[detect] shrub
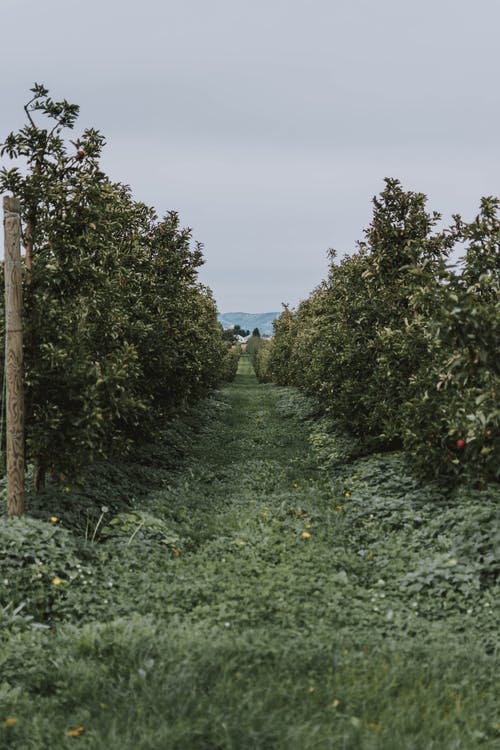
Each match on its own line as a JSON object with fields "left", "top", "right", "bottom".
{"left": 220, "top": 346, "right": 240, "bottom": 382}
{"left": 0, "top": 517, "right": 88, "bottom": 621}
{"left": 267, "top": 307, "right": 298, "bottom": 385}
{"left": 100, "top": 510, "right": 181, "bottom": 552}
{"left": 246, "top": 335, "right": 273, "bottom": 382}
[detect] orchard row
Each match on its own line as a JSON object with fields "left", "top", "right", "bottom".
{"left": 1, "top": 85, "right": 238, "bottom": 489}
{"left": 249, "top": 178, "right": 499, "bottom": 485}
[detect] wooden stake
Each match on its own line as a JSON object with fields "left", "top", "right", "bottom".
{"left": 3, "top": 196, "right": 24, "bottom": 516}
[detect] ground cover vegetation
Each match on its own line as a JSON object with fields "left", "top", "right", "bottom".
{"left": 0, "top": 358, "right": 498, "bottom": 748}
{"left": 259, "top": 179, "right": 499, "bottom": 485}
{"left": 0, "top": 85, "right": 235, "bottom": 487}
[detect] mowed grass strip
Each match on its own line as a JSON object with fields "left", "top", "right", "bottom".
{"left": 1, "top": 356, "right": 498, "bottom": 749}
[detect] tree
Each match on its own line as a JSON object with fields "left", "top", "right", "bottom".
{"left": 267, "top": 178, "right": 499, "bottom": 484}
{"left": 252, "top": 327, "right": 261, "bottom": 337}
{"left": 233, "top": 324, "right": 250, "bottom": 337}
{"left": 0, "top": 85, "right": 227, "bottom": 490}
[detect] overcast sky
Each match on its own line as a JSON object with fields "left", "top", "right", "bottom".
{"left": 2, "top": 0, "right": 499, "bottom": 312}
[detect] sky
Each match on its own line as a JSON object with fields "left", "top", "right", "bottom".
{"left": 1, "top": 0, "right": 499, "bottom": 312}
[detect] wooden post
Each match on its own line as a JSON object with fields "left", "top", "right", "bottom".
{"left": 3, "top": 196, "right": 24, "bottom": 516}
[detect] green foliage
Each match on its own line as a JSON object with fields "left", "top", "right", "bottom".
{"left": 403, "top": 209, "right": 500, "bottom": 483}
{"left": 267, "top": 306, "right": 298, "bottom": 385}
{"left": 254, "top": 341, "right": 272, "bottom": 382}
{"left": 0, "top": 517, "right": 88, "bottom": 622}
{"left": 100, "top": 510, "right": 181, "bottom": 551}
{"left": 219, "top": 346, "right": 240, "bottom": 382}
{"left": 0, "top": 86, "right": 227, "bottom": 482}
{"left": 220, "top": 326, "right": 237, "bottom": 343}
{"left": 268, "top": 178, "right": 499, "bottom": 484}
{"left": 230, "top": 324, "right": 250, "bottom": 337}
{"left": 245, "top": 336, "right": 272, "bottom": 382}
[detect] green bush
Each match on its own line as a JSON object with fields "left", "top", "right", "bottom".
{"left": 267, "top": 307, "right": 298, "bottom": 385}
{"left": 0, "top": 517, "right": 88, "bottom": 621}
{"left": 100, "top": 510, "right": 181, "bottom": 551}
{"left": 220, "top": 346, "right": 240, "bottom": 382}
{"left": 246, "top": 335, "right": 273, "bottom": 382}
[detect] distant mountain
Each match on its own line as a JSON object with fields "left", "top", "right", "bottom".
{"left": 218, "top": 311, "right": 281, "bottom": 336}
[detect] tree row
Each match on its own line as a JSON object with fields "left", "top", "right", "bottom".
{"left": 249, "top": 178, "right": 499, "bottom": 485}
{"left": 1, "top": 85, "right": 237, "bottom": 489}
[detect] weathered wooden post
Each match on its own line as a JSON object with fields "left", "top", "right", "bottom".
{"left": 3, "top": 196, "right": 24, "bottom": 516}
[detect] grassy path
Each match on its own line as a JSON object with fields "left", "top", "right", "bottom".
{"left": 1, "top": 357, "right": 498, "bottom": 749}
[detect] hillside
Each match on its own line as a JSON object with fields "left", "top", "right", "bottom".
{"left": 218, "top": 311, "right": 280, "bottom": 336}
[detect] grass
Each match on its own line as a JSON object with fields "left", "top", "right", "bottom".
{"left": 0, "top": 355, "right": 498, "bottom": 748}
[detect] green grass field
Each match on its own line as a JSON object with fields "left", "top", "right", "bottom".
{"left": 1, "top": 356, "right": 498, "bottom": 749}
